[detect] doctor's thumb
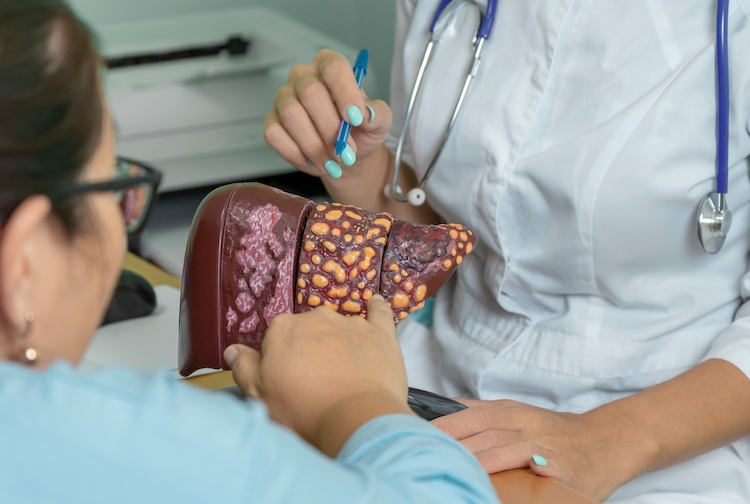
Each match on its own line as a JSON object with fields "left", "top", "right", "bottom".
{"left": 360, "top": 98, "right": 392, "bottom": 134}
{"left": 225, "top": 344, "right": 262, "bottom": 399}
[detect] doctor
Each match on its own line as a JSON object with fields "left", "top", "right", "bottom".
{"left": 264, "top": 0, "right": 750, "bottom": 501}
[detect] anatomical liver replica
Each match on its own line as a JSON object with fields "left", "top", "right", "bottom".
{"left": 178, "top": 183, "right": 477, "bottom": 376}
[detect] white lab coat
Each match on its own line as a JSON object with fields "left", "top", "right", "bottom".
{"left": 388, "top": 0, "right": 750, "bottom": 501}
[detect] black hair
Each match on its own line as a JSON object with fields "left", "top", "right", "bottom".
{"left": 0, "top": 0, "right": 104, "bottom": 236}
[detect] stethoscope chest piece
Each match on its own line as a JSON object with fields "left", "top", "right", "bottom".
{"left": 698, "top": 192, "right": 732, "bottom": 254}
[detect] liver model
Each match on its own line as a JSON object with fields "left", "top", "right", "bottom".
{"left": 179, "top": 183, "right": 477, "bottom": 376}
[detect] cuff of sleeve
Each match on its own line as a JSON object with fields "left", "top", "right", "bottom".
{"left": 337, "top": 414, "right": 446, "bottom": 463}
{"left": 702, "top": 316, "right": 750, "bottom": 380}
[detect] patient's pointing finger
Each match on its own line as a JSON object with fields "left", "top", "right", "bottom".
{"left": 225, "top": 344, "right": 262, "bottom": 399}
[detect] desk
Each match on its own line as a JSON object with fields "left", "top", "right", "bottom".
{"left": 123, "top": 252, "right": 596, "bottom": 504}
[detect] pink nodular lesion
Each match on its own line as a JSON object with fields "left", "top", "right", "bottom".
{"left": 235, "top": 292, "right": 255, "bottom": 313}
{"left": 230, "top": 202, "right": 296, "bottom": 336}
{"left": 263, "top": 240, "right": 294, "bottom": 325}
{"left": 235, "top": 204, "right": 284, "bottom": 297}
{"left": 239, "top": 312, "right": 260, "bottom": 333}
{"left": 226, "top": 307, "right": 238, "bottom": 332}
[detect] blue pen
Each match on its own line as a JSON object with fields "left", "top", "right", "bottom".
{"left": 335, "top": 49, "right": 369, "bottom": 158}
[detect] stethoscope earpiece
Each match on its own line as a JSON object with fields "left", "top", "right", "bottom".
{"left": 383, "top": 184, "right": 426, "bottom": 207}
{"left": 407, "top": 188, "right": 426, "bottom": 206}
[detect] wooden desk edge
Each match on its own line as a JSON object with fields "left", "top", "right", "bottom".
{"left": 491, "top": 469, "right": 597, "bottom": 504}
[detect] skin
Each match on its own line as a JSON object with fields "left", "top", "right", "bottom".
{"left": 264, "top": 48, "right": 750, "bottom": 501}
{"left": 0, "top": 87, "right": 413, "bottom": 458}
{"left": 0, "top": 102, "right": 125, "bottom": 366}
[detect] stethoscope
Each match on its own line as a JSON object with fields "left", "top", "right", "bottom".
{"left": 698, "top": 0, "right": 732, "bottom": 254}
{"left": 386, "top": 0, "right": 497, "bottom": 207}
{"left": 388, "top": 0, "right": 734, "bottom": 255}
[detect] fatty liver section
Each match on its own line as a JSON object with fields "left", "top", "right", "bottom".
{"left": 295, "top": 203, "right": 394, "bottom": 317}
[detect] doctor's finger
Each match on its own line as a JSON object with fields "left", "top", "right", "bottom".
{"left": 264, "top": 112, "right": 322, "bottom": 177}
{"left": 225, "top": 344, "right": 262, "bottom": 399}
{"left": 355, "top": 98, "right": 392, "bottom": 135}
{"left": 458, "top": 429, "right": 525, "bottom": 455}
{"left": 473, "top": 440, "right": 545, "bottom": 475}
{"left": 454, "top": 398, "right": 484, "bottom": 408}
{"left": 276, "top": 96, "right": 344, "bottom": 170}
{"left": 314, "top": 50, "right": 367, "bottom": 126}
{"left": 294, "top": 73, "right": 348, "bottom": 146}
{"left": 431, "top": 404, "right": 525, "bottom": 440}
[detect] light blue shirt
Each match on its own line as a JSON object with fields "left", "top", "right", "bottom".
{"left": 0, "top": 361, "right": 498, "bottom": 503}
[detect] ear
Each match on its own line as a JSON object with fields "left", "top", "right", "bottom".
{"left": 0, "top": 196, "right": 53, "bottom": 334}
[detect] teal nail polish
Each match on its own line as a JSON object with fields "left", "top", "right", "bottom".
{"left": 532, "top": 455, "right": 548, "bottom": 467}
{"left": 340, "top": 145, "right": 356, "bottom": 166}
{"left": 367, "top": 105, "right": 376, "bottom": 123}
{"left": 324, "top": 159, "right": 342, "bottom": 179}
{"left": 347, "top": 106, "right": 363, "bottom": 127}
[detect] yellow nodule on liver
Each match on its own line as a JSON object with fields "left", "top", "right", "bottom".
{"left": 325, "top": 210, "right": 343, "bottom": 220}
{"left": 414, "top": 285, "right": 427, "bottom": 303}
{"left": 392, "top": 293, "right": 410, "bottom": 309}
{"left": 312, "top": 274, "right": 329, "bottom": 288}
{"left": 342, "top": 300, "right": 361, "bottom": 313}
{"left": 308, "top": 295, "right": 321, "bottom": 307}
{"left": 311, "top": 222, "right": 330, "bottom": 235}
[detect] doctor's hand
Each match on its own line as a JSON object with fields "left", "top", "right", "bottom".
{"left": 224, "top": 296, "right": 414, "bottom": 457}
{"left": 432, "top": 399, "right": 624, "bottom": 502}
{"left": 265, "top": 49, "right": 392, "bottom": 179}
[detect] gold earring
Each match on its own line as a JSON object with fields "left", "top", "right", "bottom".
{"left": 14, "top": 311, "right": 38, "bottom": 365}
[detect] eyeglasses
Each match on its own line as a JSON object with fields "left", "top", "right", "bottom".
{"left": 0, "top": 157, "right": 161, "bottom": 235}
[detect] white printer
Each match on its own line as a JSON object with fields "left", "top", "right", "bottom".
{"left": 96, "top": 6, "right": 377, "bottom": 192}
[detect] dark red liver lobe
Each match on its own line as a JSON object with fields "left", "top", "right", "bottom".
{"left": 179, "top": 183, "right": 311, "bottom": 376}
{"left": 380, "top": 222, "right": 477, "bottom": 322}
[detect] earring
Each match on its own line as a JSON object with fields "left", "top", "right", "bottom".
{"left": 14, "top": 311, "right": 38, "bottom": 365}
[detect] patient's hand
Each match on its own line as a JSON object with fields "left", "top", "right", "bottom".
{"left": 224, "top": 295, "right": 414, "bottom": 456}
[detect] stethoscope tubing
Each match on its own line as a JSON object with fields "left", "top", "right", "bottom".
{"left": 429, "top": 0, "right": 497, "bottom": 39}
{"left": 717, "top": 0, "right": 730, "bottom": 195}
{"left": 389, "top": 0, "right": 497, "bottom": 204}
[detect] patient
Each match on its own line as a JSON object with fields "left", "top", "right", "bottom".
{"left": 0, "top": 1, "right": 497, "bottom": 502}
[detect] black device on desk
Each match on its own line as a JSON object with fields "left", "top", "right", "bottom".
{"left": 406, "top": 388, "right": 467, "bottom": 420}
{"left": 215, "top": 386, "right": 467, "bottom": 420}
{"left": 101, "top": 270, "right": 157, "bottom": 326}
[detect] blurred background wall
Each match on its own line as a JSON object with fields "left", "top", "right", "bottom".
{"left": 68, "top": 0, "right": 397, "bottom": 101}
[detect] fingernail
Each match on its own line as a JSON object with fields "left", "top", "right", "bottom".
{"left": 370, "top": 294, "right": 385, "bottom": 302}
{"left": 324, "top": 159, "right": 343, "bottom": 179}
{"left": 347, "top": 105, "right": 363, "bottom": 127}
{"left": 340, "top": 145, "right": 356, "bottom": 166}
{"left": 532, "top": 455, "right": 548, "bottom": 467}
{"left": 307, "top": 160, "right": 316, "bottom": 167}
{"left": 367, "top": 105, "right": 376, "bottom": 123}
{"left": 224, "top": 345, "right": 239, "bottom": 367}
